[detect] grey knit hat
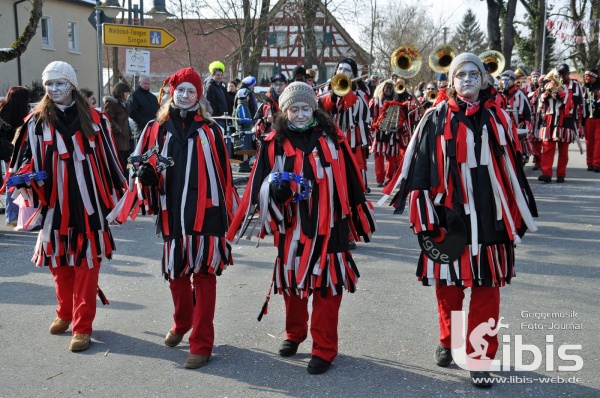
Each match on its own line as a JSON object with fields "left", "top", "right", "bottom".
{"left": 448, "top": 53, "right": 487, "bottom": 88}
{"left": 278, "top": 82, "right": 317, "bottom": 112}
{"left": 42, "top": 61, "right": 78, "bottom": 88}
{"left": 501, "top": 70, "right": 517, "bottom": 80}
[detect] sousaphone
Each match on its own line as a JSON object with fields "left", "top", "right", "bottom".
{"left": 428, "top": 44, "right": 457, "bottom": 74}
{"left": 391, "top": 46, "right": 422, "bottom": 79}
{"left": 479, "top": 50, "right": 506, "bottom": 77}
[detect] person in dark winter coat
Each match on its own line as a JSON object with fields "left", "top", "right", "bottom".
{"left": 127, "top": 75, "right": 159, "bottom": 139}
{"left": 104, "top": 82, "right": 132, "bottom": 173}
{"left": 205, "top": 61, "right": 229, "bottom": 121}
{"left": 227, "top": 82, "right": 376, "bottom": 375}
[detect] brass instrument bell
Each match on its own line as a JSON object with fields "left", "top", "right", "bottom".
{"left": 391, "top": 46, "right": 422, "bottom": 79}
{"left": 479, "top": 50, "right": 506, "bottom": 77}
{"left": 428, "top": 44, "right": 457, "bottom": 74}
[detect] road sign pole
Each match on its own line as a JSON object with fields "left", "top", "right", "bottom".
{"left": 95, "top": 2, "right": 103, "bottom": 109}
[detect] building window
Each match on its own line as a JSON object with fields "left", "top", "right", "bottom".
{"left": 317, "top": 32, "right": 333, "bottom": 47}
{"left": 267, "top": 31, "right": 287, "bottom": 47}
{"left": 41, "top": 17, "right": 53, "bottom": 49}
{"left": 68, "top": 21, "right": 79, "bottom": 52}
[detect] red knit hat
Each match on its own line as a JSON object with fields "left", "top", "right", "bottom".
{"left": 159, "top": 67, "right": 203, "bottom": 103}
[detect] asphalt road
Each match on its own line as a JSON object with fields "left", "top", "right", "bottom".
{"left": 1, "top": 146, "right": 599, "bottom": 398}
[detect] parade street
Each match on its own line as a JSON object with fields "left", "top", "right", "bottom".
{"left": 1, "top": 146, "right": 599, "bottom": 398}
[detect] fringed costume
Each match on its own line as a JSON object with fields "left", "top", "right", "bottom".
{"left": 380, "top": 92, "right": 537, "bottom": 361}
{"left": 227, "top": 107, "right": 376, "bottom": 364}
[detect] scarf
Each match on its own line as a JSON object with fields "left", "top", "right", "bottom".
{"left": 456, "top": 95, "right": 480, "bottom": 116}
{"left": 287, "top": 117, "right": 317, "bottom": 133}
{"left": 171, "top": 102, "right": 200, "bottom": 118}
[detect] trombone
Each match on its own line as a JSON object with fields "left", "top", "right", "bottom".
{"left": 313, "top": 74, "right": 367, "bottom": 96}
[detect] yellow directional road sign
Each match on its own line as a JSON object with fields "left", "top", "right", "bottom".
{"left": 102, "top": 23, "right": 176, "bottom": 49}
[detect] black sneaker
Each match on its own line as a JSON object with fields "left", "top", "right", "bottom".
{"left": 538, "top": 174, "right": 551, "bottom": 183}
{"left": 278, "top": 339, "right": 299, "bottom": 357}
{"left": 434, "top": 344, "right": 453, "bottom": 367}
{"left": 307, "top": 356, "right": 331, "bottom": 374}
{"left": 348, "top": 240, "right": 357, "bottom": 250}
{"left": 594, "top": 166, "right": 600, "bottom": 173}
{"left": 470, "top": 371, "right": 493, "bottom": 388}
{"left": 556, "top": 176, "right": 565, "bottom": 183}
{"left": 588, "top": 166, "right": 594, "bottom": 171}
{"left": 532, "top": 164, "right": 540, "bottom": 171}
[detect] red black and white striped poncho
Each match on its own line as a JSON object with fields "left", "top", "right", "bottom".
{"left": 369, "top": 98, "right": 410, "bottom": 157}
{"left": 380, "top": 96, "right": 538, "bottom": 288}
{"left": 108, "top": 110, "right": 238, "bottom": 280}
{"left": 8, "top": 105, "right": 126, "bottom": 268}
{"left": 537, "top": 79, "right": 584, "bottom": 142}
{"left": 319, "top": 88, "right": 371, "bottom": 149}
{"left": 226, "top": 125, "right": 376, "bottom": 298}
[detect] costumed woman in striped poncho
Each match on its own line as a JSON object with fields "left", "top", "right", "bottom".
{"left": 8, "top": 61, "right": 126, "bottom": 352}
{"left": 379, "top": 53, "right": 537, "bottom": 388}
{"left": 226, "top": 82, "right": 376, "bottom": 374}
{"left": 108, "top": 68, "right": 237, "bottom": 369}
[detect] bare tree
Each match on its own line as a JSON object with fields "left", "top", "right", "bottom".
{"left": 502, "top": 0, "right": 517, "bottom": 68}
{"left": 357, "top": 1, "right": 451, "bottom": 83}
{"left": 0, "top": 0, "right": 43, "bottom": 63}
{"left": 556, "top": 0, "right": 600, "bottom": 70}
{"left": 486, "top": 0, "right": 502, "bottom": 51}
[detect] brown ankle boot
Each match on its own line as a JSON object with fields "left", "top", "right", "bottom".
{"left": 49, "top": 317, "right": 71, "bottom": 335}
{"left": 184, "top": 354, "right": 211, "bottom": 369}
{"left": 164, "top": 330, "right": 184, "bottom": 347}
{"left": 69, "top": 334, "right": 91, "bottom": 351}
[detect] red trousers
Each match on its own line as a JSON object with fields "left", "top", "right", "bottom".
{"left": 374, "top": 153, "right": 401, "bottom": 184}
{"left": 283, "top": 293, "right": 343, "bottom": 363}
{"left": 541, "top": 141, "right": 570, "bottom": 177}
{"left": 436, "top": 285, "right": 500, "bottom": 359}
{"left": 50, "top": 262, "right": 100, "bottom": 335}
{"left": 585, "top": 118, "right": 600, "bottom": 167}
{"left": 351, "top": 146, "right": 365, "bottom": 171}
{"left": 169, "top": 273, "right": 217, "bottom": 356}
{"left": 532, "top": 140, "right": 542, "bottom": 165}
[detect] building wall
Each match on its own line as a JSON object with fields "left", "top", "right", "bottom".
{"left": 0, "top": 0, "right": 98, "bottom": 98}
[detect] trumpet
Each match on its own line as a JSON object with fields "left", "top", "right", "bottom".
{"left": 544, "top": 68, "right": 564, "bottom": 94}
{"left": 479, "top": 50, "right": 506, "bottom": 77}
{"left": 391, "top": 46, "right": 422, "bottom": 79}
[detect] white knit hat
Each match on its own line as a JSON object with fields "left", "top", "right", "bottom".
{"left": 278, "top": 82, "right": 317, "bottom": 112}
{"left": 42, "top": 61, "right": 78, "bottom": 88}
{"left": 447, "top": 53, "right": 487, "bottom": 88}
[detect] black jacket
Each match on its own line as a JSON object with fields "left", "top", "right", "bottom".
{"left": 205, "top": 79, "right": 229, "bottom": 117}
{"left": 128, "top": 87, "right": 159, "bottom": 137}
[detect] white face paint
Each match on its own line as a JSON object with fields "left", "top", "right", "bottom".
{"left": 286, "top": 102, "right": 314, "bottom": 129}
{"left": 173, "top": 82, "right": 198, "bottom": 110}
{"left": 272, "top": 81, "right": 286, "bottom": 96}
{"left": 44, "top": 79, "right": 73, "bottom": 105}
{"left": 453, "top": 63, "right": 482, "bottom": 101}
{"left": 336, "top": 63, "right": 354, "bottom": 78}
{"left": 501, "top": 77, "right": 514, "bottom": 90}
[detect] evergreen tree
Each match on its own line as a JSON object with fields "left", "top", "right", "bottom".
{"left": 515, "top": 3, "right": 556, "bottom": 72}
{"left": 451, "top": 9, "right": 487, "bottom": 55}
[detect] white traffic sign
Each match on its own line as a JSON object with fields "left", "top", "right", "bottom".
{"left": 125, "top": 49, "right": 150, "bottom": 75}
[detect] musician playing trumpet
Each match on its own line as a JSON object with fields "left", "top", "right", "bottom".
{"left": 319, "top": 58, "right": 371, "bottom": 193}
{"left": 537, "top": 64, "right": 584, "bottom": 183}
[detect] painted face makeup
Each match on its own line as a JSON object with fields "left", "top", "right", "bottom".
{"left": 44, "top": 79, "right": 73, "bottom": 105}
{"left": 173, "top": 82, "right": 198, "bottom": 110}
{"left": 336, "top": 63, "right": 354, "bottom": 78}
{"left": 286, "top": 102, "right": 314, "bottom": 129}
{"left": 501, "top": 77, "right": 514, "bottom": 89}
{"left": 453, "top": 63, "right": 482, "bottom": 101}
{"left": 272, "top": 81, "right": 286, "bottom": 96}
